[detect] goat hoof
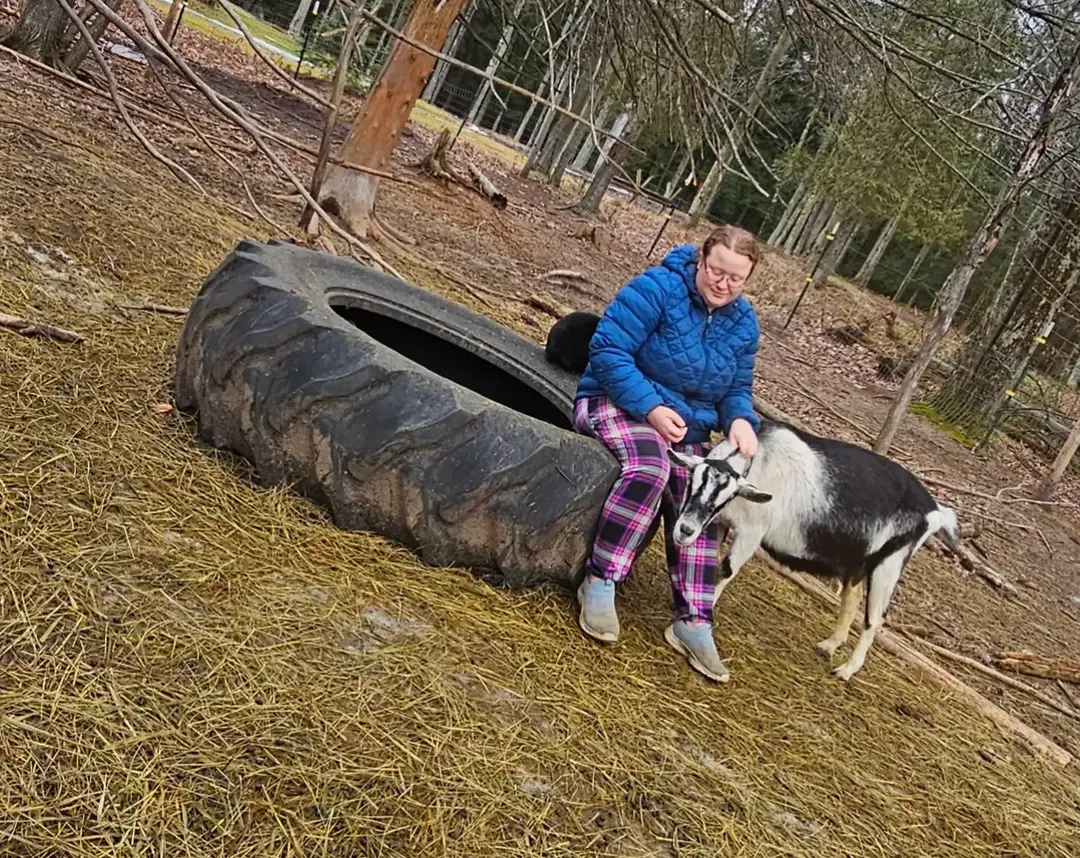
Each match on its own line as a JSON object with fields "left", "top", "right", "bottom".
{"left": 814, "top": 640, "right": 839, "bottom": 659}
{"left": 831, "top": 664, "right": 857, "bottom": 682}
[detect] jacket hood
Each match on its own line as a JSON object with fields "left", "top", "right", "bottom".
{"left": 660, "top": 244, "right": 699, "bottom": 289}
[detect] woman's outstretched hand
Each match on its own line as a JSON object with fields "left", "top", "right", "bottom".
{"left": 727, "top": 418, "right": 758, "bottom": 458}
{"left": 647, "top": 405, "right": 687, "bottom": 444}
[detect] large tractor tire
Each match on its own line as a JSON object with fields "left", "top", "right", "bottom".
{"left": 173, "top": 239, "right": 619, "bottom": 588}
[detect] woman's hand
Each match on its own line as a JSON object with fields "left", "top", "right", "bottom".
{"left": 647, "top": 405, "right": 687, "bottom": 444}
{"left": 727, "top": 418, "right": 758, "bottom": 458}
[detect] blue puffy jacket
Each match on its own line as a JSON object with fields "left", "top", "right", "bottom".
{"left": 575, "top": 244, "right": 760, "bottom": 444}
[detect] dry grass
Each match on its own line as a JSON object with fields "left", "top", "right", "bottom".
{"left": 2, "top": 78, "right": 1080, "bottom": 858}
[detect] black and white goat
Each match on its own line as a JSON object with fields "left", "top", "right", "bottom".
{"left": 668, "top": 422, "right": 961, "bottom": 681}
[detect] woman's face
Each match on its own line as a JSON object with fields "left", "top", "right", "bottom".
{"left": 696, "top": 242, "right": 754, "bottom": 309}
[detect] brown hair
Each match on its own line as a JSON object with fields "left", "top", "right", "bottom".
{"left": 701, "top": 224, "right": 760, "bottom": 270}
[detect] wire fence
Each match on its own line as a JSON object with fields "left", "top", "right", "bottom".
{"left": 229, "top": 0, "right": 1079, "bottom": 470}
{"left": 925, "top": 293, "right": 1080, "bottom": 461}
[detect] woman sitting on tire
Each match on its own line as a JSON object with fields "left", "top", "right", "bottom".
{"left": 572, "top": 224, "right": 761, "bottom": 683}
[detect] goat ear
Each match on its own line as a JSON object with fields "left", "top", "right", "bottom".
{"left": 667, "top": 448, "right": 704, "bottom": 470}
{"left": 736, "top": 483, "right": 772, "bottom": 503}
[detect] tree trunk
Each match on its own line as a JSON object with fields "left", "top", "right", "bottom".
{"left": 839, "top": 222, "right": 860, "bottom": 262}
{"left": 892, "top": 242, "right": 929, "bottom": 302}
{"left": 301, "top": 4, "right": 365, "bottom": 233}
{"left": 855, "top": 218, "right": 897, "bottom": 287}
{"left": 549, "top": 116, "right": 589, "bottom": 186}
{"left": 930, "top": 195, "right": 1079, "bottom": 432}
{"left": 465, "top": 0, "right": 525, "bottom": 128}
{"left": 973, "top": 294, "right": 1068, "bottom": 450}
{"left": 61, "top": 0, "right": 120, "bottom": 69}
{"left": 422, "top": 0, "right": 474, "bottom": 103}
{"left": 538, "top": 72, "right": 592, "bottom": 178}
{"left": 687, "top": 27, "right": 792, "bottom": 228}
{"left": 513, "top": 76, "right": 546, "bottom": 144}
{"left": 570, "top": 103, "right": 609, "bottom": 173}
{"left": 489, "top": 47, "right": 529, "bottom": 132}
{"left": 160, "top": 0, "right": 182, "bottom": 42}
{"left": 768, "top": 181, "right": 807, "bottom": 246}
{"left": 799, "top": 196, "right": 836, "bottom": 258}
{"left": 519, "top": 62, "right": 571, "bottom": 176}
{"left": 597, "top": 110, "right": 630, "bottom": 159}
{"left": 810, "top": 216, "right": 856, "bottom": 289}
{"left": 1069, "top": 349, "right": 1080, "bottom": 387}
{"left": 288, "top": 0, "right": 315, "bottom": 38}
{"left": 873, "top": 39, "right": 1080, "bottom": 455}
{"left": 687, "top": 156, "right": 723, "bottom": 227}
{"left": 1034, "top": 411, "right": 1080, "bottom": 499}
{"left": 318, "top": 0, "right": 470, "bottom": 238}
{"left": 782, "top": 189, "right": 819, "bottom": 254}
{"left": 575, "top": 112, "right": 634, "bottom": 214}
{"left": 1, "top": 0, "right": 75, "bottom": 65}
{"left": 662, "top": 148, "right": 691, "bottom": 199}
{"left": 366, "top": 0, "right": 411, "bottom": 79}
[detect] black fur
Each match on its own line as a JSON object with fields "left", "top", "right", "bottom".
{"left": 544, "top": 311, "right": 601, "bottom": 375}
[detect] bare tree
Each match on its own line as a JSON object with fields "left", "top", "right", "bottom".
{"left": 687, "top": 21, "right": 792, "bottom": 226}
{"left": 1033, "top": 411, "right": 1080, "bottom": 499}
{"left": 317, "top": 0, "right": 470, "bottom": 238}
{"left": 874, "top": 40, "right": 1080, "bottom": 455}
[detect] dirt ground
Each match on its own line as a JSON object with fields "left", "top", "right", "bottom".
{"left": 2, "top": 7, "right": 1080, "bottom": 856}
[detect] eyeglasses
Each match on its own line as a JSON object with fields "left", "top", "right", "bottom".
{"left": 700, "top": 259, "right": 748, "bottom": 285}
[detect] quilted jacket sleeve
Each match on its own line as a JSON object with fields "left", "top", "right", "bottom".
{"left": 716, "top": 305, "right": 762, "bottom": 435}
{"left": 588, "top": 273, "right": 667, "bottom": 422}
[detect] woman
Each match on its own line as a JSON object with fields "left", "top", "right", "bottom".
{"left": 573, "top": 224, "right": 761, "bottom": 683}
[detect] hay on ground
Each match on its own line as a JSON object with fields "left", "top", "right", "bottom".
{"left": 2, "top": 81, "right": 1080, "bottom": 858}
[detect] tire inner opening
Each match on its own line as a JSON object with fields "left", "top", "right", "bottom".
{"left": 333, "top": 304, "right": 573, "bottom": 431}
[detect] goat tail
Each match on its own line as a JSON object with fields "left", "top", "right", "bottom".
{"left": 926, "top": 504, "right": 961, "bottom": 551}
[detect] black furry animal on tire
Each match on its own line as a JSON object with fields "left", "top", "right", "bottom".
{"left": 544, "top": 311, "right": 602, "bottom": 375}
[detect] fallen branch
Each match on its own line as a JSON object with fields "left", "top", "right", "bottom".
{"left": 0, "top": 117, "right": 105, "bottom": 158}
{"left": 538, "top": 269, "right": 595, "bottom": 286}
{"left": 905, "top": 635, "right": 1080, "bottom": 724}
{"left": 374, "top": 233, "right": 497, "bottom": 308}
{"left": 117, "top": 300, "right": 188, "bottom": 316}
{"left": 417, "top": 130, "right": 507, "bottom": 211}
{"left": 0, "top": 44, "right": 254, "bottom": 156}
{"left": 0, "top": 313, "right": 83, "bottom": 343}
{"left": 525, "top": 295, "right": 571, "bottom": 319}
{"left": 755, "top": 550, "right": 1072, "bottom": 767}
{"left": 757, "top": 371, "right": 879, "bottom": 444}
{"left": 213, "top": 0, "right": 332, "bottom": 109}
{"left": 750, "top": 396, "right": 801, "bottom": 427}
{"left": 112, "top": 0, "right": 399, "bottom": 277}
{"left": 993, "top": 651, "right": 1080, "bottom": 685}
{"left": 373, "top": 211, "right": 416, "bottom": 246}
{"left": 919, "top": 474, "right": 1074, "bottom": 508}
{"left": 55, "top": 0, "right": 204, "bottom": 193}
{"left": 935, "top": 537, "right": 1020, "bottom": 598}
{"left": 466, "top": 163, "right": 507, "bottom": 209}
{"left": 145, "top": 57, "right": 289, "bottom": 235}
{"left": 4, "top": 18, "right": 417, "bottom": 192}
{"left": 961, "top": 508, "right": 1033, "bottom": 532}
{"left": 1059, "top": 680, "right": 1080, "bottom": 710}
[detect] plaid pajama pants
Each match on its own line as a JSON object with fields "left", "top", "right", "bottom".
{"left": 573, "top": 394, "right": 721, "bottom": 624}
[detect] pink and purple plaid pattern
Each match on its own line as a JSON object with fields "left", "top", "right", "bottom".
{"left": 573, "top": 394, "right": 721, "bottom": 623}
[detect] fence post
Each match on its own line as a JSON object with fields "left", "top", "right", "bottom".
{"left": 784, "top": 222, "right": 837, "bottom": 329}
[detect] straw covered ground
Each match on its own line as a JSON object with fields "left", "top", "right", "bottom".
{"left": 2, "top": 15, "right": 1080, "bottom": 855}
